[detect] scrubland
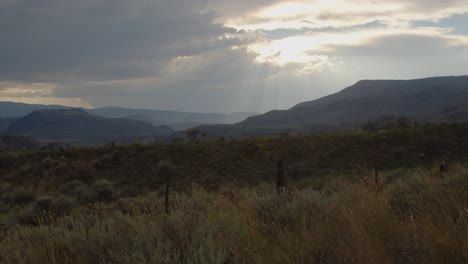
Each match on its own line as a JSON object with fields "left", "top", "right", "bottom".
{"left": 0, "top": 167, "right": 467, "bottom": 263}
{"left": 0, "top": 124, "right": 467, "bottom": 263}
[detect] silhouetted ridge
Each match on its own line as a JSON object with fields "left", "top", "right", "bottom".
{"left": 5, "top": 109, "right": 160, "bottom": 139}
{"left": 240, "top": 75, "right": 468, "bottom": 128}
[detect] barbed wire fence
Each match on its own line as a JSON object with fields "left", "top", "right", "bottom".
{"left": 0, "top": 161, "right": 396, "bottom": 229}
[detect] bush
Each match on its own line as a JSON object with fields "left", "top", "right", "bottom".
{"left": 63, "top": 161, "right": 97, "bottom": 183}
{"left": 92, "top": 179, "right": 117, "bottom": 202}
{"left": 61, "top": 180, "right": 95, "bottom": 203}
{"left": 12, "top": 191, "right": 36, "bottom": 205}
{"left": 444, "top": 170, "right": 468, "bottom": 198}
{"left": 385, "top": 173, "right": 441, "bottom": 219}
{"left": 51, "top": 195, "right": 75, "bottom": 217}
{"left": 34, "top": 196, "right": 52, "bottom": 215}
{"left": 16, "top": 206, "right": 40, "bottom": 226}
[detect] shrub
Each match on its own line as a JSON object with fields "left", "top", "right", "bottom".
{"left": 385, "top": 173, "right": 440, "bottom": 219}
{"left": 16, "top": 206, "right": 39, "bottom": 226}
{"left": 12, "top": 191, "right": 35, "bottom": 205}
{"left": 92, "top": 179, "right": 117, "bottom": 202}
{"left": 156, "top": 160, "right": 176, "bottom": 180}
{"left": 443, "top": 170, "right": 468, "bottom": 198}
{"left": 61, "top": 161, "right": 97, "bottom": 183}
{"left": 186, "top": 128, "right": 201, "bottom": 143}
{"left": 51, "top": 195, "right": 75, "bottom": 217}
{"left": 74, "top": 184, "right": 96, "bottom": 203}
{"left": 61, "top": 180, "right": 95, "bottom": 203}
{"left": 34, "top": 196, "right": 52, "bottom": 216}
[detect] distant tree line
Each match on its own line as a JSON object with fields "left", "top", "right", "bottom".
{"left": 362, "top": 116, "right": 417, "bottom": 131}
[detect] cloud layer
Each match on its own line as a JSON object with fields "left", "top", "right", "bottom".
{"left": 1, "top": 0, "right": 467, "bottom": 112}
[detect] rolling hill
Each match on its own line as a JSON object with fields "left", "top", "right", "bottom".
{"left": 0, "top": 118, "right": 16, "bottom": 132}
{"left": 3, "top": 76, "right": 468, "bottom": 140}
{"left": 87, "top": 107, "right": 257, "bottom": 129}
{"left": 0, "top": 102, "right": 258, "bottom": 130}
{"left": 4, "top": 109, "right": 171, "bottom": 142}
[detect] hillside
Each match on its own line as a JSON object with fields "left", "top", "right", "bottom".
{"left": 0, "top": 102, "right": 258, "bottom": 130}
{"left": 240, "top": 76, "right": 468, "bottom": 128}
{"left": 4, "top": 109, "right": 169, "bottom": 142}
{"left": 0, "top": 118, "right": 16, "bottom": 132}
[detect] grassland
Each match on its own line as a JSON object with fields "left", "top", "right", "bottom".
{"left": 0, "top": 168, "right": 467, "bottom": 263}
{"left": 0, "top": 123, "right": 468, "bottom": 263}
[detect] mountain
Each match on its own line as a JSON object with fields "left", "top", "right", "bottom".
{"left": 239, "top": 76, "right": 468, "bottom": 128}
{"left": 4, "top": 109, "right": 170, "bottom": 142}
{"left": 88, "top": 107, "right": 257, "bottom": 129}
{"left": 178, "top": 75, "right": 468, "bottom": 138}
{"left": 0, "top": 118, "right": 17, "bottom": 132}
{"left": 0, "top": 102, "right": 258, "bottom": 130}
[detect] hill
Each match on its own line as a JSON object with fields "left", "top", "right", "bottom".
{"left": 87, "top": 107, "right": 257, "bottom": 129}
{"left": 0, "top": 102, "right": 258, "bottom": 130}
{"left": 240, "top": 76, "right": 468, "bottom": 128}
{"left": 0, "top": 118, "right": 16, "bottom": 132}
{"left": 4, "top": 109, "right": 170, "bottom": 142}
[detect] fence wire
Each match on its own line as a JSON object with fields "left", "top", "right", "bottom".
{"left": 0, "top": 166, "right": 381, "bottom": 227}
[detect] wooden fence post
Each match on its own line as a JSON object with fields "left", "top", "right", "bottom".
{"left": 157, "top": 160, "right": 175, "bottom": 215}
{"left": 374, "top": 168, "right": 379, "bottom": 186}
{"left": 277, "top": 159, "right": 287, "bottom": 194}
{"left": 165, "top": 173, "right": 170, "bottom": 215}
{"left": 98, "top": 200, "right": 103, "bottom": 233}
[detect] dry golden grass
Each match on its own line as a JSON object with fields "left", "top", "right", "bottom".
{"left": 0, "top": 168, "right": 467, "bottom": 264}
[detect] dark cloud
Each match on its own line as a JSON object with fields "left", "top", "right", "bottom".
{"left": 49, "top": 46, "right": 285, "bottom": 112}
{"left": 1, "top": 0, "right": 468, "bottom": 112}
{"left": 0, "top": 0, "right": 243, "bottom": 82}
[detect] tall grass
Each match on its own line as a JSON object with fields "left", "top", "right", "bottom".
{"left": 0, "top": 168, "right": 467, "bottom": 263}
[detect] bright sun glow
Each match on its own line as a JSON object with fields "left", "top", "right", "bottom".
{"left": 248, "top": 27, "right": 453, "bottom": 66}
{"left": 257, "top": 2, "right": 318, "bottom": 19}
{"left": 249, "top": 31, "right": 367, "bottom": 65}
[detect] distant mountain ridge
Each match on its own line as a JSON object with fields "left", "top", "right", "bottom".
{"left": 5, "top": 109, "right": 171, "bottom": 142}
{"left": 239, "top": 75, "right": 468, "bottom": 128}
{"left": 88, "top": 107, "right": 257, "bottom": 126}
{"left": 172, "top": 75, "right": 468, "bottom": 138}
{"left": 2, "top": 75, "right": 468, "bottom": 141}
{"left": 0, "top": 102, "right": 258, "bottom": 130}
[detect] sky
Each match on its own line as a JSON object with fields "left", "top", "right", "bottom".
{"left": 0, "top": 0, "right": 467, "bottom": 113}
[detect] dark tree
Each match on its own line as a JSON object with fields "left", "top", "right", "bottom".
{"left": 186, "top": 128, "right": 201, "bottom": 143}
